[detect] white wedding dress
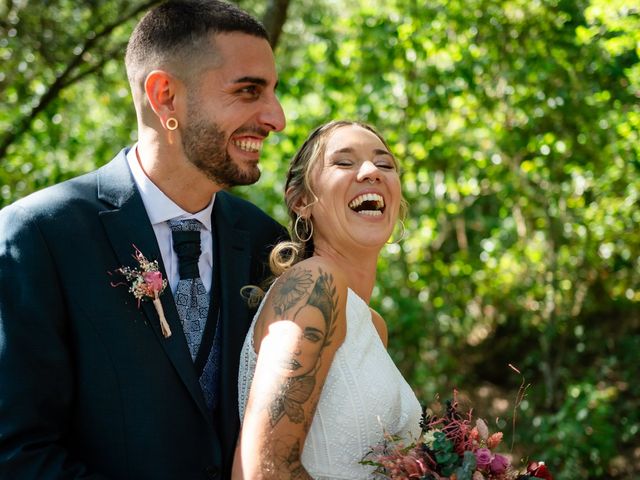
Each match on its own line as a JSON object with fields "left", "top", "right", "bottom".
{"left": 238, "top": 288, "right": 422, "bottom": 479}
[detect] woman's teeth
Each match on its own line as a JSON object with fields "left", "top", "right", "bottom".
{"left": 348, "top": 193, "right": 385, "bottom": 214}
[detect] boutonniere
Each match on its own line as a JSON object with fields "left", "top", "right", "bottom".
{"left": 110, "top": 245, "right": 171, "bottom": 338}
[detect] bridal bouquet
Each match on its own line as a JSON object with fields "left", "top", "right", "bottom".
{"left": 362, "top": 390, "right": 553, "bottom": 480}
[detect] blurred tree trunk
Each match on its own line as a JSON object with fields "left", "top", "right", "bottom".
{"left": 261, "top": 0, "right": 290, "bottom": 49}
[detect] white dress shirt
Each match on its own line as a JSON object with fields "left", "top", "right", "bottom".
{"left": 126, "top": 145, "right": 214, "bottom": 294}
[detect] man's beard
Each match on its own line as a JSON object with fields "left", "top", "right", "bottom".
{"left": 181, "top": 107, "right": 261, "bottom": 188}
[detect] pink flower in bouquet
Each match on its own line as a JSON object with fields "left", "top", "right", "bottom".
{"left": 489, "top": 453, "right": 510, "bottom": 475}
{"left": 402, "top": 454, "right": 427, "bottom": 478}
{"left": 474, "top": 448, "right": 492, "bottom": 470}
{"left": 487, "top": 431, "right": 503, "bottom": 449}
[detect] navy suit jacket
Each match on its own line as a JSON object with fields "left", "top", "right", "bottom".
{"left": 0, "top": 149, "right": 286, "bottom": 479}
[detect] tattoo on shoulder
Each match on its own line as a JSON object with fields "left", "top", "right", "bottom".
{"left": 272, "top": 268, "right": 314, "bottom": 316}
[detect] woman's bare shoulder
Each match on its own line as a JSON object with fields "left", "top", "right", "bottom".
{"left": 369, "top": 308, "right": 389, "bottom": 347}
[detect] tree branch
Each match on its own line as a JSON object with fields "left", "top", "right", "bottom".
{"left": 61, "top": 45, "right": 129, "bottom": 89}
{"left": 0, "top": 0, "right": 162, "bottom": 163}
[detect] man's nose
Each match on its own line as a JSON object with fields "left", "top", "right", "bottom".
{"left": 259, "top": 94, "right": 286, "bottom": 132}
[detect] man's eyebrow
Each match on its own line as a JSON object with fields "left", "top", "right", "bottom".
{"left": 232, "top": 76, "right": 280, "bottom": 91}
{"left": 232, "top": 76, "right": 268, "bottom": 86}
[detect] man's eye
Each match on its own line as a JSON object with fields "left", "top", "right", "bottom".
{"left": 239, "top": 85, "right": 260, "bottom": 97}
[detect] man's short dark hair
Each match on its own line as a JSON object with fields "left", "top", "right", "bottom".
{"left": 125, "top": 0, "right": 269, "bottom": 91}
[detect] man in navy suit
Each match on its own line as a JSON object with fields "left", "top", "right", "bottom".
{"left": 0, "top": 1, "right": 287, "bottom": 478}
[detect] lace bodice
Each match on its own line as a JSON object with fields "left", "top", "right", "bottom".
{"left": 238, "top": 288, "right": 422, "bottom": 479}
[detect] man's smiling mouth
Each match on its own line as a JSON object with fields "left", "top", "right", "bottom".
{"left": 233, "top": 139, "right": 262, "bottom": 153}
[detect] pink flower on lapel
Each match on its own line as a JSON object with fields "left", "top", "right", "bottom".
{"left": 142, "top": 270, "right": 164, "bottom": 293}
{"left": 110, "top": 245, "right": 171, "bottom": 338}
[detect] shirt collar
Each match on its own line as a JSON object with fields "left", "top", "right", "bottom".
{"left": 126, "top": 145, "right": 215, "bottom": 231}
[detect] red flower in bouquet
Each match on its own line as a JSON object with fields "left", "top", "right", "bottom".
{"left": 526, "top": 461, "right": 553, "bottom": 480}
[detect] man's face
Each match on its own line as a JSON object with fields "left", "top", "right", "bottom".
{"left": 181, "top": 32, "right": 286, "bottom": 188}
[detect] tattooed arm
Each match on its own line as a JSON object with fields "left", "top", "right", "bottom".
{"left": 232, "top": 258, "right": 348, "bottom": 480}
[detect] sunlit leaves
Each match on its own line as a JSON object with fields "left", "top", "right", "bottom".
{"left": 0, "top": 0, "right": 157, "bottom": 203}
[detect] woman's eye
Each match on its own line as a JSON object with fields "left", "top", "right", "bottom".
{"left": 376, "top": 162, "right": 396, "bottom": 170}
{"left": 333, "top": 159, "right": 353, "bottom": 167}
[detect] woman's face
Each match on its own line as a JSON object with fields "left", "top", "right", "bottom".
{"left": 307, "top": 125, "right": 402, "bottom": 252}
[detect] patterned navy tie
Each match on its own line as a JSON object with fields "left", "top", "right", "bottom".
{"left": 168, "top": 219, "right": 209, "bottom": 361}
{"left": 168, "top": 218, "right": 220, "bottom": 411}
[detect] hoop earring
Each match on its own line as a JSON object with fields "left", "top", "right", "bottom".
{"left": 386, "top": 219, "right": 406, "bottom": 244}
{"left": 293, "top": 215, "right": 313, "bottom": 243}
{"left": 166, "top": 117, "right": 179, "bottom": 131}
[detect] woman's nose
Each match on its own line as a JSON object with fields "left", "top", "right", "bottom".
{"left": 357, "top": 160, "right": 382, "bottom": 184}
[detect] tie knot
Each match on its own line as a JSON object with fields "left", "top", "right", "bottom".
{"left": 168, "top": 219, "right": 203, "bottom": 279}
{"left": 168, "top": 218, "right": 203, "bottom": 233}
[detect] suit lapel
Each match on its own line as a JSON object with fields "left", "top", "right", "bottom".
{"left": 212, "top": 193, "right": 251, "bottom": 409}
{"left": 96, "top": 150, "right": 212, "bottom": 424}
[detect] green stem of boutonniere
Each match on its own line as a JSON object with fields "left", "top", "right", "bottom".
{"left": 153, "top": 294, "right": 171, "bottom": 338}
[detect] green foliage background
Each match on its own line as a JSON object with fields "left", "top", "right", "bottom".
{"left": 1, "top": 0, "right": 639, "bottom": 477}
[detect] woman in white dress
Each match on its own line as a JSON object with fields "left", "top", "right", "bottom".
{"left": 233, "top": 121, "right": 422, "bottom": 479}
